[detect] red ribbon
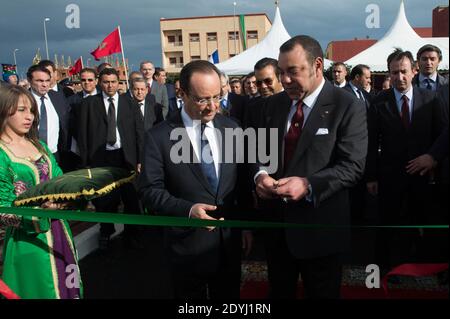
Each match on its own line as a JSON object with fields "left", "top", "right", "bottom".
{"left": 382, "top": 263, "right": 448, "bottom": 296}
{"left": 0, "top": 279, "right": 20, "bottom": 299}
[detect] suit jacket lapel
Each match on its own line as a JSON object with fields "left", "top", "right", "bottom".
{"left": 285, "top": 82, "right": 333, "bottom": 175}
{"left": 168, "top": 113, "right": 217, "bottom": 196}
{"left": 96, "top": 94, "right": 108, "bottom": 124}
{"left": 214, "top": 116, "right": 231, "bottom": 198}
{"left": 270, "top": 92, "right": 291, "bottom": 178}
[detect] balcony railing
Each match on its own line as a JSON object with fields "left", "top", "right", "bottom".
{"left": 167, "top": 41, "right": 183, "bottom": 47}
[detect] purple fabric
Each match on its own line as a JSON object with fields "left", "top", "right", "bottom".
{"left": 35, "top": 156, "right": 80, "bottom": 299}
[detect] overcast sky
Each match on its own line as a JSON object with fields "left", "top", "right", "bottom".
{"left": 0, "top": 0, "right": 447, "bottom": 78}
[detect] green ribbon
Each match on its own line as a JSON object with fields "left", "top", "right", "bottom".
{"left": 1, "top": 206, "right": 448, "bottom": 229}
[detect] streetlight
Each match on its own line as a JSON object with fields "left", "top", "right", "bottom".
{"left": 44, "top": 17, "right": 50, "bottom": 60}
{"left": 87, "top": 58, "right": 91, "bottom": 66}
{"left": 233, "top": 2, "right": 237, "bottom": 55}
{"left": 13, "top": 49, "right": 19, "bottom": 75}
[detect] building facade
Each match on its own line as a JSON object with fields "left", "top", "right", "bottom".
{"left": 160, "top": 13, "right": 271, "bottom": 73}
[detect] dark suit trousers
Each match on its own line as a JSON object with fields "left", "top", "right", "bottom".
{"left": 92, "top": 149, "right": 141, "bottom": 236}
{"left": 170, "top": 229, "right": 242, "bottom": 299}
{"left": 263, "top": 229, "right": 343, "bottom": 299}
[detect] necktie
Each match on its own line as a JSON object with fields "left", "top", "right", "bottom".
{"left": 107, "top": 97, "right": 117, "bottom": 145}
{"left": 425, "top": 79, "right": 433, "bottom": 90}
{"left": 357, "top": 89, "right": 364, "bottom": 100}
{"left": 200, "top": 123, "right": 218, "bottom": 192}
{"left": 138, "top": 102, "right": 144, "bottom": 116}
{"left": 177, "top": 99, "right": 184, "bottom": 109}
{"left": 284, "top": 101, "right": 304, "bottom": 168}
{"left": 401, "top": 95, "right": 410, "bottom": 130}
{"left": 39, "top": 96, "right": 48, "bottom": 144}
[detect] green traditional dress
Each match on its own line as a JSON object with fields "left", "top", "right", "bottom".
{"left": 0, "top": 141, "right": 82, "bottom": 299}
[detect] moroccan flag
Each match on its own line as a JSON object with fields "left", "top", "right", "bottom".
{"left": 68, "top": 57, "right": 83, "bottom": 76}
{"left": 90, "top": 28, "right": 122, "bottom": 61}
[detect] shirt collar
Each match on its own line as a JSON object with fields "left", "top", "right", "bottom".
{"left": 419, "top": 72, "right": 437, "bottom": 83}
{"left": 181, "top": 107, "right": 214, "bottom": 130}
{"left": 83, "top": 89, "right": 97, "bottom": 98}
{"left": 102, "top": 91, "right": 119, "bottom": 102}
{"left": 394, "top": 86, "right": 413, "bottom": 103}
{"left": 52, "top": 84, "right": 58, "bottom": 92}
{"left": 31, "top": 89, "right": 49, "bottom": 100}
{"left": 293, "top": 78, "right": 326, "bottom": 108}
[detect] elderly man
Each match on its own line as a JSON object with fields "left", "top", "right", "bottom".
{"left": 140, "top": 61, "right": 169, "bottom": 118}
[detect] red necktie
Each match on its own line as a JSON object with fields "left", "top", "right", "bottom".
{"left": 401, "top": 95, "right": 410, "bottom": 130}
{"left": 284, "top": 101, "right": 304, "bottom": 167}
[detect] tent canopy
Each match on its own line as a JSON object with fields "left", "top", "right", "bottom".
{"left": 216, "top": 6, "right": 332, "bottom": 75}
{"left": 345, "top": 1, "right": 449, "bottom": 71}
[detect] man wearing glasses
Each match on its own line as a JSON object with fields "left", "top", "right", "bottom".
{"left": 139, "top": 60, "right": 250, "bottom": 299}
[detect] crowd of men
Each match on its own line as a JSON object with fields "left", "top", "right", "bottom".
{"left": 0, "top": 37, "right": 448, "bottom": 299}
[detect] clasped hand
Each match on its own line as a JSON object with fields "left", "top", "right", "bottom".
{"left": 255, "top": 174, "right": 310, "bottom": 202}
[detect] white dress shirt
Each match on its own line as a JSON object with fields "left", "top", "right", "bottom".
{"left": 103, "top": 92, "right": 122, "bottom": 150}
{"left": 181, "top": 107, "right": 220, "bottom": 177}
{"left": 32, "top": 90, "right": 60, "bottom": 153}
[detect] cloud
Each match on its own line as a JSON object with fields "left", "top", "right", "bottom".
{"left": 1, "top": 0, "right": 447, "bottom": 78}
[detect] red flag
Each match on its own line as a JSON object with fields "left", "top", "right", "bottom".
{"left": 90, "top": 28, "right": 122, "bottom": 61}
{"left": 68, "top": 57, "right": 83, "bottom": 76}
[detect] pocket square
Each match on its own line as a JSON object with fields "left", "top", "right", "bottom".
{"left": 315, "top": 128, "right": 329, "bottom": 135}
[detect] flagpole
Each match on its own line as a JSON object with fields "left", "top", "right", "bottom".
{"left": 80, "top": 56, "right": 84, "bottom": 69}
{"left": 117, "top": 26, "right": 129, "bottom": 90}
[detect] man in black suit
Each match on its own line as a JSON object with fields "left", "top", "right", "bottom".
{"left": 138, "top": 60, "right": 249, "bottom": 299}
{"left": 366, "top": 49, "right": 444, "bottom": 270}
{"left": 343, "top": 64, "right": 372, "bottom": 107}
{"left": 254, "top": 35, "right": 367, "bottom": 299}
{"left": 67, "top": 68, "right": 99, "bottom": 168}
{"left": 27, "top": 65, "right": 70, "bottom": 165}
{"left": 140, "top": 61, "right": 169, "bottom": 119}
{"left": 78, "top": 68, "right": 144, "bottom": 248}
{"left": 413, "top": 44, "right": 448, "bottom": 91}
{"left": 128, "top": 77, "right": 163, "bottom": 132}
{"left": 219, "top": 72, "right": 247, "bottom": 126}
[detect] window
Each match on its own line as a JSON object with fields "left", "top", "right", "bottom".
{"left": 189, "top": 33, "right": 200, "bottom": 42}
{"left": 179, "top": 57, "right": 184, "bottom": 64}
{"left": 229, "top": 54, "right": 236, "bottom": 58}
{"left": 207, "top": 32, "right": 217, "bottom": 41}
{"left": 247, "top": 31, "right": 258, "bottom": 39}
{"left": 228, "top": 31, "right": 239, "bottom": 40}
{"left": 169, "top": 57, "right": 177, "bottom": 65}
{"left": 191, "top": 56, "right": 200, "bottom": 61}
{"left": 167, "top": 35, "right": 175, "bottom": 43}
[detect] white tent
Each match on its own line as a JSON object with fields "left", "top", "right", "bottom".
{"left": 215, "top": 6, "right": 332, "bottom": 75}
{"left": 345, "top": 1, "right": 449, "bottom": 71}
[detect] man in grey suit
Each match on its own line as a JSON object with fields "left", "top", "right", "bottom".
{"left": 413, "top": 44, "right": 448, "bottom": 91}
{"left": 140, "top": 61, "right": 169, "bottom": 119}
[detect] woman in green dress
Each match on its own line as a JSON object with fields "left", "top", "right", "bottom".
{"left": 0, "top": 84, "right": 82, "bottom": 299}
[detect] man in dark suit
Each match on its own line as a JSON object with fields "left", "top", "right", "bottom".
{"left": 219, "top": 72, "right": 247, "bottom": 126}
{"left": 343, "top": 64, "right": 372, "bottom": 107}
{"left": 27, "top": 65, "right": 70, "bottom": 165}
{"left": 67, "top": 68, "right": 99, "bottom": 168}
{"left": 128, "top": 77, "right": 163, "bottom": 132}
{"left": 138, "top": 60, "right": 249, "bottom": 299}
{"left": 140, "top": 61, "right": 169, "bottom": 119}
{"left": 254, "top": 35, "right": 367, "bottom": 299}
{"left": 78, "top": 68, "right": 144, "bottom": 248}
{"left": 413, "top": 44, "right": 448, "bottom": 91}
{"left": 366, "top": 49, "right": 444, "bottom": 270}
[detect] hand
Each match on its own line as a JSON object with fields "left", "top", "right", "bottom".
{"left": 242, "top": 230, "right": 253, "bottom": 257}
{"left": 189, "top": 203, "right": 223, "bottom": 231}
{"left": 41, "top": 201, "right": 64, "bottom": 210}
{"left": 406, "top": 154, "right": 436, "bottom": 176}
{"left": 255, "top": 174, "right": 279, "bottom": 200}
{"left": 275, "top": 177, "right": 309, "bottom": 202}
{"left": 366, "top": 181, "right": 378, "bottom": 196}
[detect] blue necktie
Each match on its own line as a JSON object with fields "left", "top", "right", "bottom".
{"left": 39, "top": 96, "right": 48, "bottom": 144}
{"left": 200, "top": 123, "right": 218, "bottom": 193}
{"left": 425, "top": 79, "right": 433, "bottom": 90}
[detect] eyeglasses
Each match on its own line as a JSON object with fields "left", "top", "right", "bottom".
{"left": 256, "top": 78, "right": 274, "bottom": 87}
{"left": 188, "top": 94, "right": 222, "bottom": 106}
{"left": 81, "top": 79, "right": 95, "bottom": 82}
